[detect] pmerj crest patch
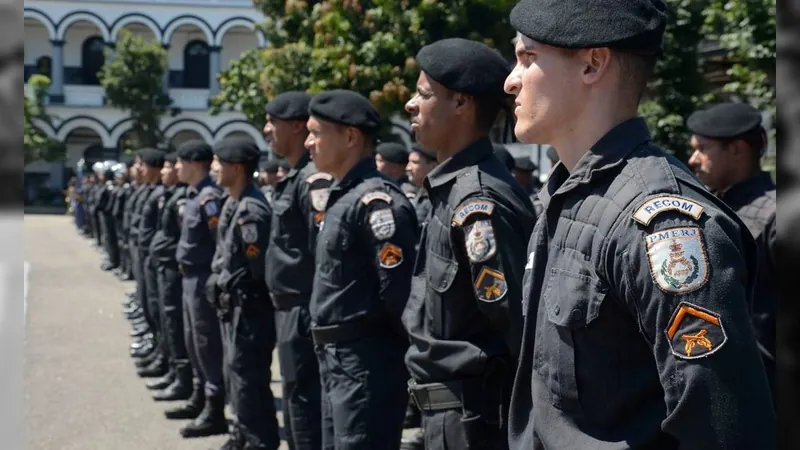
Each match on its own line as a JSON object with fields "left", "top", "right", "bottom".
{"left": 310, "top": 188, "right": 330, "bottom": 212}
{"left": 240, "top": 222, "right": 259, "bottom": 244}
{"left": 177, "top": 199, "right": 186, "bottom": 217}
{"left": 665, "top": 301, "right": 727, "bottom": 359}
{"left": 369, "top": 208, "right": 396, "bottom": 240}
{"left": 645, "top": 226, "right": 709, "bottom": 294}
{"left": 464, "top": 220, "right": 497, "bottom": 263}
{"left": 204, "top": 201, "right": 218, "bottom": 217}
{"left": 473, "top": 267, "right": 507, "bottom": 303}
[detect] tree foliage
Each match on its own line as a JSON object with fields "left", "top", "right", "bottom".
{"left": 99, "top": 30, "right": 173, "bottom": 150}
{"left": 24, "top": 74, "right": 63, "bottom": 163}
{"left": 211, "top": 0, "right": 518, "bottom": 132}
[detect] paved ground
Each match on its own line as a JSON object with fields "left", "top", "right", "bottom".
{"left": 24, "top": 214, "right": 287, "bottom": 450}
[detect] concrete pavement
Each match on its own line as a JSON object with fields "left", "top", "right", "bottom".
{"left": 24, "top": 214, "right": 287, "bottom": 450}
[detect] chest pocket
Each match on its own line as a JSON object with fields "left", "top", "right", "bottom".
{"left": 271, "top": 195, "right": 298, "bottom": 238}
{"left": 537, "top": 267, "right": 607, "bottom": 414}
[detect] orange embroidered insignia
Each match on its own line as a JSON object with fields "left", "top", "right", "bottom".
{"left": 378, "top": 243, "right": 403, "bottom": 268}
{"left": 209, "top": 216, "right": 219, "bottom": 227}
{"left": 473, "top": 267, "right": 507, "bottom": 303}
{"left": 314, "top": 211, "right": 324, "bottom": 227}
{"left": 665, "top": 301, "right": 727, "bottom": 359}
{"left": 245, "top": 244, "right": 260, "bottom": 259}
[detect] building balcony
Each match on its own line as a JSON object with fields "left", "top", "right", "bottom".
{"left": 64, "top": 85, "right": 105, "bottom": 107}
{"left": 24, "top": 82, "right": 211, "bottom": 110}
{"left": 169, "top": 88, "right": 211, "bottom": 110}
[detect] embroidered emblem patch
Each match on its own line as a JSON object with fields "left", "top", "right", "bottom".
{"left": 177, "top": 199, "right": 186, "bottom": 217}
{"left": 306, "top": 172, "right": 333, "bottom": 184}
{"left": 464, "top": 220, "right": 496, "bottom": 263}
{"left": 361, "top": 191, "right": 393, "bottom": 206}
{"left": 378, "top": 242, "right": 403, "bottom": 268}
{"left": 645, "top": 227, "right": 709, "bottom": 294}
{"left": 204, "top": 201, "right": 219, "bottom": 217}
{"left": 245, "top": 244, "right": 260, "bottom": 259}
{"left": 158, "top": 196, "right": 166, "bottom": 211}
{"left": 474, "top": 267, "right": 507, "bottom": 303}
{"left": 405, "top": 191, "right": 417, "bottom": 200}
{"left": 633, "top": 195, "right": 704, "bottom": 226}
{"left": 452, "top": 199, "right": 495, "bottom": 226}
{"left": 369, "top": 209, "right": 396, "bottom": 240}
{"left": 665, "top": 301, "right": 727, "bottom": 359}
{"left": 310, "top": 188, "right": 330, "bottom": 212}
{"left": 240, "top": 223, "right": 258, "bottom": 244}
{"left": 314, "top": 211, "right": 324, "bottom": 227}
{"left": 208, "top": 216, "right": 219, "bottom": 227}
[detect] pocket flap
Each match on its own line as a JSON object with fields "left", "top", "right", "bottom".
{"left": 427, "top": 251, "right": 459, "bottom": 293}
{"left": 544, "top": 268, "right": 607, "bottom": 328}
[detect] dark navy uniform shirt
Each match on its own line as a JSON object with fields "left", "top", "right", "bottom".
{"left": 150, "top": 184, "right": 188, "bottom": 264}
{"left": 403, "top": 137, "right": 535, "bottom": 383}
{"left": 213, "top": 184, "right": 272, "bottom": 293}
{"left": 130, "top": 183, "right": 155, "bottom": 248}
{"left": 176, "top": 176, "right": 224, "bottom": 270}
{"left": 138, "top": 183, "right": 164, "bottom": 255}
{"left": 310, "top": 158, "right": 418, "bottom": 335}
{"left": 508, "top": 118, "right": 775, "bottom": 450}
{"left": 719, "top": 171, "right": 777, "bottom": 366}
{"left": 264, "top": 152, "right": 333, "bottom": 301}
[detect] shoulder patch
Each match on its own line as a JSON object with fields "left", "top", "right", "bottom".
{"left": 378, "top": 242, "right": 403, "bottom": 268}
{"left": 369, "top": 209, "right": 396, "bottom": 240}
{"left": 204, "top": 200, "right": 219, "bottom": 217}
{"left": 239, "top": 221, "right": 259, "bottom": 244}
{"left": 645, "top": 226, "right": 709, "bottom": 294}
{"left": 465, "top": 220, "right": 497, "bottom": 263}
{"left": 452, "top": 199, "right": 495, "bottom": 226}
{"left": 306, "top": 172, "right": 333, "bottom": 183}
{"left": 633, "top": 195, "right": 704, "bottom": 226}
{"left": 665, "top": 301, "right": 727, "bottom": 359}
{"left": 360, "top": 191, "right": 393, "bottom": 206}
{"left": 474, "top": 267, "right": 507, "bottom": 303}
{"left": 310, "top": 188, "right": 330, "bottom": 212}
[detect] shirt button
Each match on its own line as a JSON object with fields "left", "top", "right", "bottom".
{"left": 571, "top": 309, "right": 583, "bottom": 320}
{"left": 553, "top": 306, "right": 560, "bottom": 316}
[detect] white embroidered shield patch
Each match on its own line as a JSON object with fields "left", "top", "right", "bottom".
{"left": 240, "top": 223, "right": 259, "bottom": 244}
{"left": 158, "top": 196, "right": 166, "bottom": 211}
{"left": 369, "top": 209, "right": 396, "bottom": 240}
{"left": 204, "top": 201, "right": 218, "bottom": 217}
{"left": 645, "top": 227, "right": 709, "bottom": 294}
{"left": 465, "top": 220, "right": 496, "bottom": 263}
{"left": 310, "top": 188, "right": 330, "bottom": 212}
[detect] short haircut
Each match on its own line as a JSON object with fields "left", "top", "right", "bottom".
{"left": 473, "top": 94, "right": 507, "bottom": 134}
{"left": 720, "top": 126, "right": 766, "bottom": 163}
{"left": 615, "top": 50, "right": 657, "bottom": 104}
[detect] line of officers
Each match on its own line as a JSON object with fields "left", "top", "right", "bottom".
{"left": 71, "top": 42, "right": 777, "bottom": 450}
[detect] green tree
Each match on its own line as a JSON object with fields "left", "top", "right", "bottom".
{"left": 212, "top": 0, "right": 518, "bottom": 133}
{"left": 639, "top": 0, "right": 710, "bottom": 162}
{"left": 99, "top": 30, "right": 172, "bottom": 150}
{"left": 24, "top": 74, "right": 63, "bottom": 163}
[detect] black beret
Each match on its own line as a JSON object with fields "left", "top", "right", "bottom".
{"left": 213, "top": 137, "right": 261, "bottom": 165}
{"left": 687, "top": 103, "right": 763, "bottom": 139}
{"left": 492, "top": 143, "right": 516, "bottom": 171}
{"left": 260, "top": 159, "right": 280, "bottom": 173}
{"left": 510, "top": 0, "right": 667, "bottom": 54}
{"left": 266, "top": 91, "right": 312, "bottom": 121}
{"left": 546, "top": 146, "right": 560, "bottom": 162}
{"left": 164, "top": 152, "right": 178, "bottom": 164}
{"left": 514, "top": 156, "right": 537, "bottom": 172}
{"left": 416, "top": 38, "right": 510, "bottom": 96}
{"left": 309, "top": 89, "right": 381, "bottom": 133}
{"left": 376, "top": 142, "right": 409, "bottom": 164}
{"left": 137, "top": 148, "right": 165, "bottom": 168}
{"left": 176, "top": 140, "right": 214, "bottom": 162}
{"left": 411, "top": 143, "right": 437, "bottom": 161}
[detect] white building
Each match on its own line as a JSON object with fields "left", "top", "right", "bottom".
{"left": 24, "top": 0, "right": 268, "bottom": 197}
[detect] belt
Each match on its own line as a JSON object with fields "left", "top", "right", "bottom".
{"left": 310, "top": 317, "right": 385, "bottom": 344}
{"left": 270, "top": 294, "right": 308, "bottom": 310}
{"left": 178, "top": 264, "right": 209, "bottom": 276}
{"left": 408, "top": 380, "right": 467, "bottom": 412}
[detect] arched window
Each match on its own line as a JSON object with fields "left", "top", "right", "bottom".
{"left": 81, "top": 36, "right": 106, "bottom": 85}
{"left": 36, "top": 56, "right": 52, "bottom": 79}
{"left": 183, "top": 40, "right": 209, "bottom": 88}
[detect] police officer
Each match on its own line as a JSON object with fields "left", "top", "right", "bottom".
{"left": 97, "top": 161, "right": 120, "bottom": 271}
{"left": 110, "top": 162, "right": 131, "bottom": 280}
{"left": 171, "top": 140, "right": 228, "bottom": 438}
{"left": 136, "top": 149, "right": 169, "bottom": 378}
{"left": 406, "top": 145, "right": 437, "bottom": 243}
{"left": 262, "top": 91, "right": 329, "bottom": 449}
{"left": 402, "top": 38, "right": 535, "bottom": 450}
{"left": 492, "top": 143, "right": 516, "bottom": 172}
{"left": 375, "top": 141, "right": 418, "bottom": 198}
{"left": 210, "top": 137, "right": 279, "bottom": 450}
{"left": 148, "top": 153, "right": 193, "bottom": 401}
{"left": 277, "top": 159, "right": 290, "bottom": 181}
{"left": 687, "top": 102, "right": 777, "bottom": 396}
{"left": 123, "top": 161, "right": 150, "bottom": 326}
{"left": 512, "top": 157, "right": 539, "bottom": 199}
{"left": 258, "top": 159, "right": 281, "bottom": 204}
{"left": 305, "top": 90, "right": 418, "bottom": 449}
{"left": 504, "top": 1, "right": 775, "bottom": 448}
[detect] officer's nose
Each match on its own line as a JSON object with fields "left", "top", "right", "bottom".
{"left": 687, "top": 150, "right": 702, "bottom": 169}
{"left": 504, "top": 66, "right": 522, "bottom": 96}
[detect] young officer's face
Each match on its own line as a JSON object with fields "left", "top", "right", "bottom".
{"left": 505, "top": 34, "right": 584, "bottom": 145}
{"left": 305, "top": 116, "right": 350, "bottom": 175}
{"left": 405, "top": 71, "right": 455, "bottom": 154}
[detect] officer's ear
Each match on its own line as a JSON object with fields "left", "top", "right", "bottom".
{"left": 579, "top": 47, "right": 612, "bottom": 86}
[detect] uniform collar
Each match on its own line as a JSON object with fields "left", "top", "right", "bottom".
{"left": 286, "top": 152, "right": 311, "bottom": 180}
{"left": 333, "top": 157, "right": 377, "bottom": 190}
{"left": 538, "top": 117, "right": 651, "bottom": 208}
{"left": 425, "top": 137, "right": 494, "bottom": 190}
{"left": 719, "top": 171, "right": 775, "bottom": 204}
{"left": 191, "top": 175, "right": 215, "bottom": 194}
